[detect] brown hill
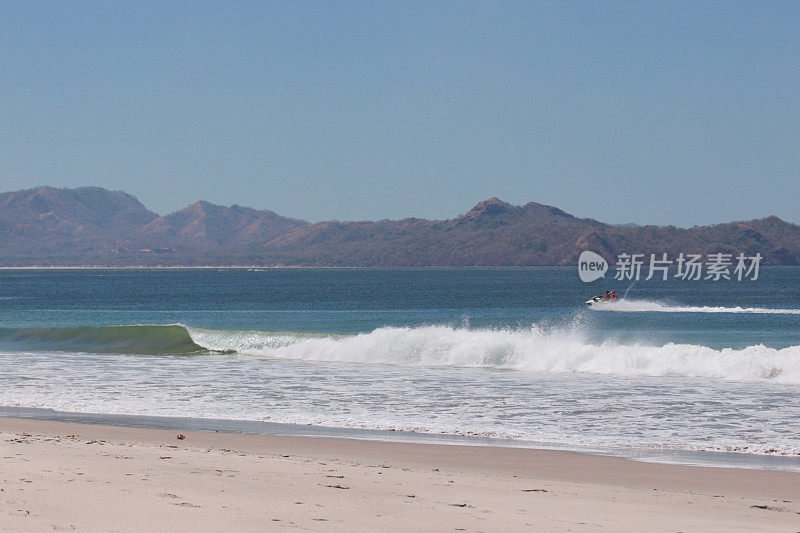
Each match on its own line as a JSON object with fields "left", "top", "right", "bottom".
{"left": 0, "top": 187, "right": 798, "bottom": 266}
{"left": 0, "top": 186, "right": 157, "bottom": 256}
{"left": 261, "top": 197, "right": 607, "bottom": 266}
{"left": 260, "top": 198, "right": 800, "bottom": 266}
{"left": 137, "top": 201, "right": 307, "bottom": 250}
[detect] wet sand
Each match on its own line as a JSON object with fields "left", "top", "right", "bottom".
{"left": 1, "top": 418, "right": 799, "bottom": 531}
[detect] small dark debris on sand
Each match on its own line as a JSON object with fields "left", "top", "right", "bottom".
{"left": 750, "top": 504, "right": 787, "bottom": 512}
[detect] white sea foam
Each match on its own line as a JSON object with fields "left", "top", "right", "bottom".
{"left": 2, "top": 345, "right": 799, "bottom": 458}
{"left": 187, "top": 325, "right": 800, "bottom": 384}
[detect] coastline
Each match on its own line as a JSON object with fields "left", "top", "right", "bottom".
{"left": 2, "top": 417, "right": 799, "bottom": 531}
{"left": 4, "top": 405, "right": 800, "bottom": 473}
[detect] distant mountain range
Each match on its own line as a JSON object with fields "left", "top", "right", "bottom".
{"left": 0, "top": 186, "right": 798, "bottom": 266}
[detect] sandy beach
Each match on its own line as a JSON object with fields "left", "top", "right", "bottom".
{"left": 0, "top": 418, "right": 798, "bottom": 531}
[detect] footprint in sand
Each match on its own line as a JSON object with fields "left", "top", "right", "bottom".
{"left": 159, "top": 493, "right": 200, "bottom": 508}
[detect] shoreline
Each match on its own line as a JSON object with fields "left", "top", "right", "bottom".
{"left": 2, "top": 416, "right": 799, "bottom": 531}
{"left": 4, "top": 406, "right": 800, "bottom": 474}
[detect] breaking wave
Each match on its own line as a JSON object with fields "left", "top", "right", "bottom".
{"left": 187, "top": 325, "right": 800, "bottom": 384}
{"left": 2, "top": 324, "right": 799, "bottom": 383}
{"left": 0, "top": 325, "right": 210, "bottom": 355}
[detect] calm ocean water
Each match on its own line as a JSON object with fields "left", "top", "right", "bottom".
{"left": 1, "top": 268, "right": 799, "bottom": 465}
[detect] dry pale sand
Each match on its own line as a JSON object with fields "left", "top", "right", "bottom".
{"left": 1, "top": 418, "right": 799, "bottom": 532}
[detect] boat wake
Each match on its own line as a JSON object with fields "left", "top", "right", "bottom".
{"left": 589, "top": 299, "right": 800, "bottom": 315}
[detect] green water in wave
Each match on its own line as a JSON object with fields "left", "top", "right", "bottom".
{"left": 0, "top": 325, "right": 213, "bottom": 355}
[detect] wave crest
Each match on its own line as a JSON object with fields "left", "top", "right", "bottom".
{"left": 188, "top": 325, "right": 800, "bottom": 383}
{"left": 3, "top": 323, "right": 798, "bottom": 383}
{"left": 0, "top": 325, "right": 208, "bottom": 355}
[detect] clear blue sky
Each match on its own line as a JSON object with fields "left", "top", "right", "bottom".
{"left": 1, "top": 1, "right": 798, "bottom": 225}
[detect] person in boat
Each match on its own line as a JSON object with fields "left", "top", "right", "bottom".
{"left": 611, "top": 290, "right": 617, "bottom": 300}
{"left": 604, "top": 290, "right": 611, "bottom": 300}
